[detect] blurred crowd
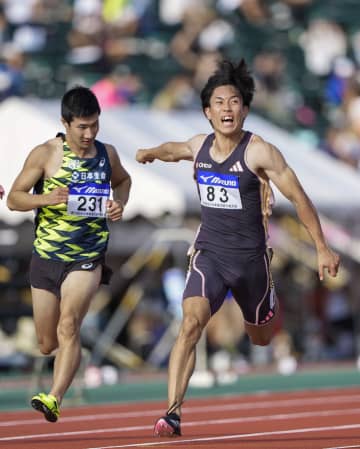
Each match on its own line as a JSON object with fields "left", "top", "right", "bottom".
{"left": 1, "top": 0, "right": 360, "bottom": 170}
{"left": 1, "top": 0, "right": 360, "bottom": 378}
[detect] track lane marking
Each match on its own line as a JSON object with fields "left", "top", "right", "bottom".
{"left": 324, "top": 446, "right": 360, "bottom": 449}
{"left": 2, "top": 392, "right": 360, "bottom": 427}
{"left": 2, "top": 407, "right": 360, "bottom": 442}
{"left": 86, "top": 424, "right": 360, "bottom": 449}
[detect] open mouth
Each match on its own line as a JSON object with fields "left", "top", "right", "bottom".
{"left": 221, "top": 116, "right": 234, "bottom": 124}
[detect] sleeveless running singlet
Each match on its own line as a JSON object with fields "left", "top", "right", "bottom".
{"left": 33, "top": 138, "right": 112, "bottom": 262}
{"left": 193, "top": 131, "right": 272, "bottom": 255}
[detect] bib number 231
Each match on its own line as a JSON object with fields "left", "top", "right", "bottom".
{"left": 67, "top": 182, "right": 110, "bottom": 217}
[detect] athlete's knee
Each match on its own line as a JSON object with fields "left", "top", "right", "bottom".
{"left": 57, "top": 315, "right": 80, "bottom": 341}
{"left": 38, "top": 339, "right": 58, "bottom": 355}
{"left": 179, "top": 315, "right": 203, "bottom": 345}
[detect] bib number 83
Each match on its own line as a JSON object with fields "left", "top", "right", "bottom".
{"left": 206, "top": 186, "right": 229, "bottom": 203}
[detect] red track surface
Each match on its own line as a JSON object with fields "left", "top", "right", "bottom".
{"left": 1, "top": 387, "right": 360, "bottom": 449}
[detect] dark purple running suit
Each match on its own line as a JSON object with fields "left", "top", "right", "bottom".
{"left": 183, "top": 131, "right": 276, "bottom": 325}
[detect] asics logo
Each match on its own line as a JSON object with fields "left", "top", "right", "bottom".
{"left": 81, "top": 263, "right": 93, "bottom": 269}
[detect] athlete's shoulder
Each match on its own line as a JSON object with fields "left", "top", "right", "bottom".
{"left": 101, "top": 141, "right": 115, "bottom": 153}
{"left": 101, "top": 142, "right": 118, "bottom": 161}
{"left": 247, "top": 132, "right": 284, "bottom": 172}
{"left": 248, "top": 133, "right": 280, "bottom": 156}
{"left": 188, "top": 133, "right": 209, "bottom": 157}
{"left": 27, "top": 136, "right": 62, "bottom": 161}
{"left": 101, "top": 142, "right": 126, "bottom": 170}
{"left": 248, "top": 132, "right": 268, "bottom": 148}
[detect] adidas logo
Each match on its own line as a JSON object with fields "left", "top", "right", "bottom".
{"left": 229, "top": 161, "right": 243, "bottom": 172}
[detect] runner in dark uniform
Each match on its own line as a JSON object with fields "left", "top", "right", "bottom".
{"left": 136, "top": 58, "right": 340, "bottom": 437}
{"left": 185, "top": 130, "right": 275, "bottom": 324}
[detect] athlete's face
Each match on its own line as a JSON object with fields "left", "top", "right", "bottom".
{"left": 62, "top": 113, "right": 100, "bottom": 151}
{"left": 204, "top": 85, "right": 248, "bottom": 136}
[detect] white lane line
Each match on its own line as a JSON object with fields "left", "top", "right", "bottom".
{"left": 323, "top": 446, "right": 360, "bottom": 449}
{"left": 2, "top": 392, "right": 360, "bottom": 427}
{"left": 2, "top": 407, "right": 360, "bottom": 442}
{"left": 86, "top": 424, "right": 360, "bottom": 449}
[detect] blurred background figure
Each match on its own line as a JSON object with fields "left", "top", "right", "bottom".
{"left": 91, "top": 65, "right": 143, "bottom": 108}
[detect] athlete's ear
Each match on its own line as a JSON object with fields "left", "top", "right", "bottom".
{"left": 204, "top": 106, "right": 211, "bottom": 121}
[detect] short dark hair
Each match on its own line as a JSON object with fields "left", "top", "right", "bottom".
{"left": 61, "top": 86, "right": 101, "bottom": 123}
{"left": 200, "top": 59, "right": 255, "bottom": 110}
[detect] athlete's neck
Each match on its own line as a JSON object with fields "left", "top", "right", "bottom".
{"left": 211, "top": 130, "right": 245, "bottom": 162}
{"left": 64, "top": 138, "right": 96, "bottom": 158}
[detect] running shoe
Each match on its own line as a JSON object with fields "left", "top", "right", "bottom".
{"left": 154, "top": 412, "right": 181, "bottom": 437}
{"left": 31, "top": 393, "right": 60, "bottom": 423}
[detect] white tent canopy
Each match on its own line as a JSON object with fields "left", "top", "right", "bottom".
{"left": 2, "top": 97, "right": 360, "bottom": 225}
{"left": 98, "top": 106, "right": 360, "bottom": 212}
{"left": 0, "top": 98, "right": 185, "bottom": 225}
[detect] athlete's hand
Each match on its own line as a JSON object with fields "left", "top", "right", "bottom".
{"left": 46, "top": 187, "right": 69, "bottom": 205}
{"left": 0, "top": 185, "right": 5, "bottom": 199}
{"left": 106, "top": 199, "right": 124, "bottom": 221}
{"left": 136, "top": 149, "right": 155, "bottom": 164}
{"left": 318, "top": 247, "right": 340, "bottom": 281}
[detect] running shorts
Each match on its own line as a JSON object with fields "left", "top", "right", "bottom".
{"left": 30, "top": 253, "right": 112, "bottom": 299}
{"left": 182, "top": 248, "right": 276, "bottom": 325}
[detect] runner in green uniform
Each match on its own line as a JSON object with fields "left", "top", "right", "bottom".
{"left": 7, "top": 86, "right": 131, "bottom": 422}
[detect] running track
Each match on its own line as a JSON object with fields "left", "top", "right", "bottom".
{"left": 1, "top": 387, "right": 360, "bottom": 449}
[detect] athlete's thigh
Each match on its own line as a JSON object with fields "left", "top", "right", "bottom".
{"left": 183, "top": 250, "right": 228, "bottom": 315}
{"left": 31, "top": 287, "right": 60, "bottom": 341}
{"left": 60, "top": 266, "right": 102, "bottom": 320}
{"left": 182, "top": 295, "right": 212, "bottom": 329}
{"left": 230, "top": 251, "right": 275, "bottom": 325}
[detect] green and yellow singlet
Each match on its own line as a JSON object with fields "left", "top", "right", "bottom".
{"left": 33, "top": 138, "right": 112, "bottom": 262}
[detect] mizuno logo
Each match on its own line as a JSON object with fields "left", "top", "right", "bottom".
{"left": 198, "top": 170, "right": 239, "bottom": 187}
{"left": 211, "top": 177, "right": 237, "bottom": 186}
{"left": 73, "top": 186, "right": 88, "bottom": 193}
{"left": 72, "top": 186, "right": 110, "bottom": 194}
{"left": 200, "top": 175, "right": 214, "bottom": 182}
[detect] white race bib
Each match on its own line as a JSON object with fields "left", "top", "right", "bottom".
{"left": 67, "top": 182, "right": 110, "bottom": 217}
{"left": 197, "top": 171, "right": 242, "bottom": 210}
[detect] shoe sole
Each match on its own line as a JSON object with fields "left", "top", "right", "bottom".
{"left": 31, "top": 398, "right": 58, "bottom": 423}
{"left": 154, "top": 418, "right": 180, "bottom": 437}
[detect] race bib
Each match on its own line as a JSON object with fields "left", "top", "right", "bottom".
{"left": 197, "top": 171, "right": 242, "bottom": 209}
{"left": 67, "top": 182, "right": 110, "bottom": 217}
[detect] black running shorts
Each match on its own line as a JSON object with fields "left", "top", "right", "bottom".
{"left": 182, "top": 249, "right": 276, "bottom": 325}
{"left": 30, "top": 253, "right": 112, "bottom": 298}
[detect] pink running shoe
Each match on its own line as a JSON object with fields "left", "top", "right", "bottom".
{"left": 154, "top": 413, "right": 181, "bottom": 437}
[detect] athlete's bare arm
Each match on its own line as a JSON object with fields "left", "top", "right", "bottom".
{"left": 0, "top": 185, "right": 4, "bottom": 199}
{"left": 105, "top": 144, "right": 132, "bottom": 221}
{"left": 248, "top": 135, "right": 340, "bottom": 280}
{"left": 7, "top": 140, "right": 68, "bottom": 212}
{"left": 136, "top": 134, "right": 207, "bottom": 164}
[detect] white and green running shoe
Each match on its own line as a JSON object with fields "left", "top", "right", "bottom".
{"left": 31, "top": 393, "right": 60, "bottom": 422}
